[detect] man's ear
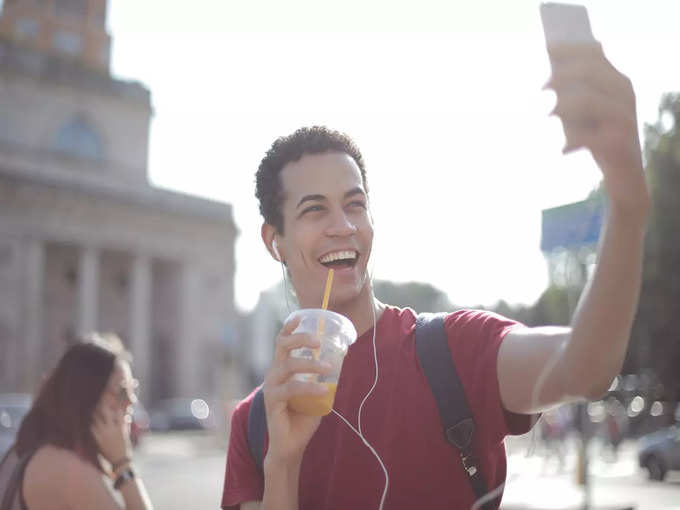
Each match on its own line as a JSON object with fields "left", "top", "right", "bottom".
{"left": 261, "top": 223, "right": 281, "bottom": 262}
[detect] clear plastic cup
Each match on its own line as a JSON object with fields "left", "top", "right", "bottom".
{"left": 285, "top": 309, "right": 357, "bottom": 416}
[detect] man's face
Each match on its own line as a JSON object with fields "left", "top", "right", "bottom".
{"left": 275, "top": 151, "right": 373, "bottom": 309}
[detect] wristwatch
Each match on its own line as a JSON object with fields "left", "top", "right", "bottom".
{"left": 114, "top": 467, "right": 136, "bottom": 490}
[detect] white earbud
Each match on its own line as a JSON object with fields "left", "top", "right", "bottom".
{"left": 272, "top": 238, "right": 281, "bottom": 262}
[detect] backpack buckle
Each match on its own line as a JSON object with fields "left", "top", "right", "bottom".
{"left": 444, "top": 418, "right": 475, "bottom": 450}
{"left": 445, "top": 419, "right": 479, "bottom": 477}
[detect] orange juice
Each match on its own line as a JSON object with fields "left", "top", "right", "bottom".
{"left": 288, "top": 382, "right": 338, "bottom": 416}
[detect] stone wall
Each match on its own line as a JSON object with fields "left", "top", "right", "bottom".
{"left": 0, "top": 175, "right": 239, "bottom": 404}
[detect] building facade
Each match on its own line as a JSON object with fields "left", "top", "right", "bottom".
{"left": 0, "top": 0, "right": 239, "bottom": 406}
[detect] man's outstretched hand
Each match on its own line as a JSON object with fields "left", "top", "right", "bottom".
{"left": 545, "top": 42, "right": 650, "bottom": 218}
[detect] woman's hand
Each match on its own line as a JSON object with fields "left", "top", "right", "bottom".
{"left": 92, "top": 405, "right": 132, "bottom": 471}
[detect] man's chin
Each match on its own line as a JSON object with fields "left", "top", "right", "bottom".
{"left": 330, "top": 282, "right": 372, "bottom": 309}
{"left": 293, "top": 269, "right": 369, "bottom": 308}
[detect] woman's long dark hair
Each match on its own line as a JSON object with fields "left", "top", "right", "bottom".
{"left": 15, "top": 333, "right": 130, "bottom": 471}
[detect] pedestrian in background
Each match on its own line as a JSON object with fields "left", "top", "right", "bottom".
{"left": 0, "top": 333, "right": 153, "bottom": 510}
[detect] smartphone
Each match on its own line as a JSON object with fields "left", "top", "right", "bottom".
{"left": 540, "top": 3, "right": 595, "bottom": 45}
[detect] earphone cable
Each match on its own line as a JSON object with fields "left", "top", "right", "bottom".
{"left": 330, "top": 286, "right": 389, "bottom": 510}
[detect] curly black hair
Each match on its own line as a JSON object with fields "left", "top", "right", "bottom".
{"left": 255, "top": 126, "right": 368, "bottom": 234}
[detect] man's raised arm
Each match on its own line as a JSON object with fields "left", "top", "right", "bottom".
{"left": 497, "top": 42, "right": 650, "bottom": 415}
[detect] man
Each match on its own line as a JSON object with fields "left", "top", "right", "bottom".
{"left": 221, "top": 41, "right": 650, "bottom": 509}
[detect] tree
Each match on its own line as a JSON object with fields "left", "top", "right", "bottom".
{"left": 372, "top": 280, "right": 457, "bottom": 313}
{"left": 528, "top": 285, "right": 571, "bottom": 326}
{"left": 487, "top": 285, "right": 570, "bottom": 327}
{"left": 626, "top": 92, "right": 680, "bottom": 401}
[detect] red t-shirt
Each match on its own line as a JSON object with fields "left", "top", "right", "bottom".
{"left": 222, "top": 306, "right": 533, "bottom": 509}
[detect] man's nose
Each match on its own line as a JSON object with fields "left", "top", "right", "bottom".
{"left": 326, "top": 209, "right": 358, "bottom": 237}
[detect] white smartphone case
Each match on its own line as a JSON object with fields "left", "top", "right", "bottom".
{"left": 540, "top": 3, "right": 595, "bottom": 45}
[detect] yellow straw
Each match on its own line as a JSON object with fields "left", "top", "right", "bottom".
{"left": 315, "top": 269, "right": 334, "bottom": 360}
{"left": 321, "top": 268, "right": 334, "bottom": 311}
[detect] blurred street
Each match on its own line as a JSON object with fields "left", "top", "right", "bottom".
{"left": 134, "top": 431, "right": 680, "bottom": 510}
{"left": 135, "top": 431, "right": 227, "bottom": 510}
{"left": 502, "top": 434, "right": 680, "bottom": 510}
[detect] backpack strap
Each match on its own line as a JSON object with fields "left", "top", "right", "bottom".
{"left": 247, "top": 386, "right": 267, "bottom": 475}
{"left": 415, "top": 312, "right": 496, "bottom": 510}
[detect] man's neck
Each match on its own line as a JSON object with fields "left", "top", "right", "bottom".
{"left": 329, "top": 285, "right": 386, "bottom": 338}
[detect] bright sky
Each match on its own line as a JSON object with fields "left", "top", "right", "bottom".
{"left": 107, "top": 0, "right": 680, "bottom": 313}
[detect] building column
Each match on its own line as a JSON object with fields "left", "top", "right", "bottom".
{"left": 23, "top": 238, "right": 44, "bottom": 390}
{"left": 77, "top": 246, "right": 99, "bottom": 335}
{"left": 129, "top": 254, "right": 152, "bottom": 404}
{"left": 176, "top": 262, "right": 199, "bottom": 397}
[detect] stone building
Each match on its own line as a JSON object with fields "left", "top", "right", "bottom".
{"left": 0, "top": 0, "right": 239, "bottom": 405}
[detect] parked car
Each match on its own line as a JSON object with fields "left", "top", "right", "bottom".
{"left": 129, "top": 402, "right": 150, "bottom": 447}
{"left": 149, "top": 398, "right": 214, "bottom": 432}
{"left": 0, "top": 393, "right": 32, "bottom": 457}
{"left": 637, "top": 424, "right": 680, "bottom": 481}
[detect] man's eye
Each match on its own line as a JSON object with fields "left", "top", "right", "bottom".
{"left": 348, "top": 201, "right": 366, "bottom": 209}
{"left": 301, "top": 205, "right": 324, "bottom": 215}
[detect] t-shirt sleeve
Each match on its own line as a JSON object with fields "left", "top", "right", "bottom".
{"left": 445, "top": 310, "right": 536, "bottom": 443}
{"left": 221, "top": 394, "right": 264, "bottom": 509}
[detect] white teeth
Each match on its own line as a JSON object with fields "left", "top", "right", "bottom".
{"left": 319, "top": 250, "right": 358, "bottom": 264}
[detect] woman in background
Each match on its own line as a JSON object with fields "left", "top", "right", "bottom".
{"left": 4, "top": 333, "right": 153, "bottom": 510}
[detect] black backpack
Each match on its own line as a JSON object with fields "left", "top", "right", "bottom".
{"left": 246, "top": 312, "right": 496, "bottom": 510}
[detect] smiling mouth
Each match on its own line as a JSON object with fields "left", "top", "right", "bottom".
{"left": 319, "top": 250, "right": 358, "bottom": 270}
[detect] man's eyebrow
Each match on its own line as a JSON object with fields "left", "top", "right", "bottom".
{"left": 344, "top": 187, "right": 366, "bottom": 200}
{"left": 296, "top": 188, "right": 366, "bottom": 209}
{"left": 296, "top": 194, "right": 326, "bottom": 209}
